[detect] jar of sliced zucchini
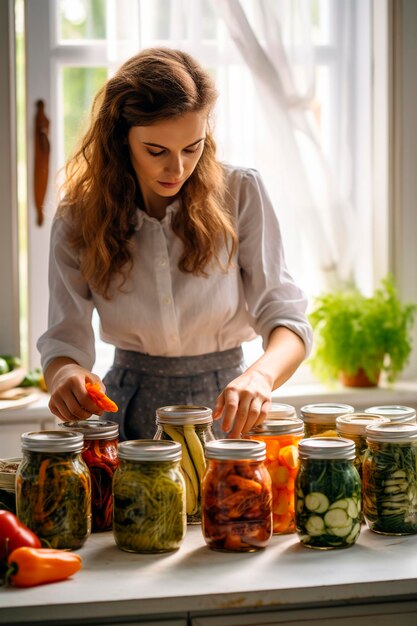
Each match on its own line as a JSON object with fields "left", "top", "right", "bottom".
{"left": 154, "top": 405, "right": 215, "bottom": 524}
{"left": 363, "top": 422, "right": 417, "bottom": 535}
{"left": 295, "top": 437, "right": 361, "bottom": 549}
{"left": 336, "top": 413, "right": 390, "bottom": 478}
{"left": 113, "top": 440, "right": 186, "bottom": 553}
{"left": 300, "top": 403, "right": 355, "bottom": 438}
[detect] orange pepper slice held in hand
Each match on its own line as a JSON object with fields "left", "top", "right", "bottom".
{"left": 85, "top": 381, "right": 118, "bottom": 413}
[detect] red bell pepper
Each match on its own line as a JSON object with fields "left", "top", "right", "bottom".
{"left": 7, "top": 547, "right": 82, "bottom": 587}
{"left": 0, "top": 510, "right": 41, "bottom": 561}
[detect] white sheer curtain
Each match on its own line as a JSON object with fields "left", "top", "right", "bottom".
{"left": 213, "top": 0, "right": 358, "bottom": 292}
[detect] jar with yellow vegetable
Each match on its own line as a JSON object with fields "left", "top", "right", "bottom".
{"left": 113, "top": 440, "right": 186, "bottom": 553}
{"left": 247, "top": 417, "right": 304, "bottom": 534}
{"left": 154, "top": 405, "right": 215, "bottom": 524}
{"left": 300, "top": 403, "right": 355, "bottom": 438}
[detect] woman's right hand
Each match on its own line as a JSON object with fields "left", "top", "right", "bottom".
{"left": 45, "top": 357, "right": 105, "bottom": 421}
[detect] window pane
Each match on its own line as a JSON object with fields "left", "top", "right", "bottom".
{"left": 61, "top": 67, "right": 107, "bottom": 159}
{"left": 59, "top": 0, "right": 106, "bottom": 41}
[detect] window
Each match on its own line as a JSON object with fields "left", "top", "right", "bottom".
{"left": 21, "top": 0, "right": 372, "bottom": 381}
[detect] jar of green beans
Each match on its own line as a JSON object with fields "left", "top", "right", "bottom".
{"left": 113, "top": 440, "right": 186, "bottom": 553}
{"left": 363, "top": 422, "right": 417, "bottom": 535}
{"left": 16, "top": 431, "right": 91, "bottom": 550}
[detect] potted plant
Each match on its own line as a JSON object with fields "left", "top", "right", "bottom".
{"left": 308, "top": 275, "right": 416, "bottom": 387}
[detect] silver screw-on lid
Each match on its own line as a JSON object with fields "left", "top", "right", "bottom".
{"left": 205, "top": 439, "right": 266, "bottom": 461}
{"left": 298, "top": 437, "right": 356, "bottom": 460}
{"left": 21, "top": 430, "right": 84, "bottom": 453}
{"left": 118, "top": 439, "right": 182, "bottom": 461}
{"left": 59, "top": 419, "right": 119, "bottom": 440}
{"left": 156, "top": 405, "right": 213, "bottom": 425}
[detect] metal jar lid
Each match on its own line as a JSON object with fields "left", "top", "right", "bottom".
{"left": 205, "top": 439, "right": 266, "bottom": 461}
{"left": 300, "top": 403, "right": 355, "bottom": 424}
{"left": 336, "top": 412, "right": 390, "bottom": 435}
{"left": 156, "top": 405, "right": 213, "bottom": 425}
{"left": 267, "top": 403, "right": 296, "bottom": 419}
{"left": 365, "top": 422, "right": 417, "bottom": 443}
{"left": 247, "top": 417, "right": 304, "bottom": 437}
{"left": 298, "top": 437, "right": 356, "bottom": 460}
{"left": 59, "top": 419, "right": 119, "bottom": 440}
{"left": 364, "top": 405, "right": 416, "bottom": 424}
{"left": 118, "top": 439, "right": 182, "bottom": 462}
{"left": 21, "top": 430, "right": 84, "bottom": 453}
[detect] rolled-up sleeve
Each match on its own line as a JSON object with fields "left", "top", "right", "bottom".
{"left": 37, "top": 216, "right": 96, "bottom": 371}
{"left": 237, "top": 169, "right": 313, "bottom": 355}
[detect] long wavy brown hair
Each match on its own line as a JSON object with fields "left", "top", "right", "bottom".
{"left": 59, "top": 47, "right": 238, "bottom": 298}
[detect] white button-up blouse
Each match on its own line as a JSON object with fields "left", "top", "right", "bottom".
{"left": 37, "top": 165, "right": 313, "bottom": 371}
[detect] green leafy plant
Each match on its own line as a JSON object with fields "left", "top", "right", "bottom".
{"left": 308, "top": 276, "right": 416, "bottom": 385}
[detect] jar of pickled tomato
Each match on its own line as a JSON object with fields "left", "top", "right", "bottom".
{"left": 336, "top": 412, "right": 389, "bottom": 478}
{"left": 201, "top": 439, "right": 272, "bottom": 552}
{"left": 364, "top": 405, "right": 416, "bottom": 425}
{"left": 247, "top": 417, "right": 304, "bottom": 534}
{"left": 59, "top": 419, "right": 119, "bottom": 532}
{"left": 363, "top": 422, "right": 417, "bottom": 535}
{"left": 300, "top": 403, "right": 355, "bottom": 438}
{"left": 154, "top": 405, "right": 215, "bottom": 524}
{"left": 16, "top": 430, "right": 91, "bottom": 550}
{"left": 113, "top": 440, "right": 186, "bottom": 553}
{"left": 295, "top": 437, "right": 361, "bottom": 549}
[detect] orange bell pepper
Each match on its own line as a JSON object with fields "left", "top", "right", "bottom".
{"left": 7, "top": 547, "right": 82, "bottom": 587}
{"left": 85, "top": 381, "right": 118, "bottom": 412}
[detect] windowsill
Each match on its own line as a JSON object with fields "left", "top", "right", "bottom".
{"left": 274, "top": 380, "right": 417, "bottom": 412}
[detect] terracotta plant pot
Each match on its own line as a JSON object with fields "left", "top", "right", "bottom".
{"left": 339, "top": 368, "right": 380, "bottom": 388}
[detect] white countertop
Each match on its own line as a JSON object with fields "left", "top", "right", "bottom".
{"left": 1, "top": 524, "right": 417, "bottom": 623}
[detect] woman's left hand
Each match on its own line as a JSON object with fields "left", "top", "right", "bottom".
{"left": 213, "top": 369, "right": 272, "bottom": 438}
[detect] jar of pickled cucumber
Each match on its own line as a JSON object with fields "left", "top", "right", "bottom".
{"left": 201, "top": 439, "right": 272, "bottom": 552}
{"left": 247, "top": 417, "right": 304, "bottom": 534}
{"left": 59, "top": 419, "right": 119, "bottom": 532}
{"left": 363, "top": 422, "right": 417, "bottom": 535}
{"left": 364, "top": 405, "right": 416, "bottom": 424}
{"left": 295, "top": 437, "right": 361, "bottom": 549}
{"left": 266, "top": 403, "right": 297, "bottom": 419}
{"left": 16, "top": 431, "right": 91, "bottom": 550}
{"left": 300, "top": 403, "right": 355, "bottom": 438}
{"left": 154, "top": 405, "right": 215, "bottom": 524}
{"left": 336, "top": 413, "right": 390, "bottom": 478}
{"left": 113, "top": 440, "right": 186, "bottom": 553}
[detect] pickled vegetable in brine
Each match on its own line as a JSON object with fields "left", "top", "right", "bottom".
{"left": 16, "top": 451, "right": 91, "bottom": 550}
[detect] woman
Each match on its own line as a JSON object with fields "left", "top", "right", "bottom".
{"left": 38, "top": 47, "right": 312, "bottom": 440}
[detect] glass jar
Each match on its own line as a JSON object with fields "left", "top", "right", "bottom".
{"left": 154, "top": 405, "right": 215, "bottom": 524}
{"left": 336, "top": 413, "right": 390, "bottom": 477}
{"left": 266, "top": 403, "right": 297, "bottom": 419}
{"left": 295, "top": 437, "right": 361, "bottom": 549}
{"left": 201, "top": 439, "right": 272, "bottom": 552}
{"left": 364, "top": 405, "right": 416, "bottom": 424}
{"left": 247, "top": 417, "right": 304, "bottom": 534}
{"left": 363, "top": 422, "right": 417, "bottom": 535}
{"left": 300, "top": 403, "right": 355, "bottom": 438}
{"left": 59, "top": 419, "right": 119, "bottom": 532}
{"left": 113, "top": 440, "right": 186, "bottom": 553}
{"left": 0, "top": 457, "right": 21, "bottom": 513}
{"left": 16, "top": 431, "right": 91, "bottom": 549}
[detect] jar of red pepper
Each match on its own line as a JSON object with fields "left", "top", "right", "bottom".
{"left": 201, "top": 439, "right": 272, "bottom": 552}
{"left": 59, "top": 420, "right": 119, "bottom": 532}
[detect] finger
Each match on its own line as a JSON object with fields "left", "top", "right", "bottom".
{"left": 220, "top": 388, "right": 240, "bottom": 433}
{"left": 240, "top": 398, "right": 264, "bottom": 435}
{"left": 50, "top": 393, "right": 93, "bottom": 422}
{"left": 226, "top": 392, "right": 253, "bottom": 439}
{"left": 212, "top": 393, "right": 225, "bottom": 421}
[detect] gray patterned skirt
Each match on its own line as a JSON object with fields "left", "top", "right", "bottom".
{"left": 101, "top": 347, "right": 245, "bottom": 440}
